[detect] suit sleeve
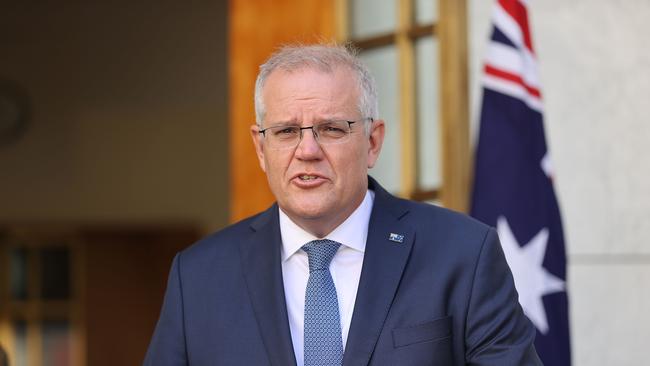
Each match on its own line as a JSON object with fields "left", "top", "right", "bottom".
{"left": 143, "top": 254, "right": 188, "bottom": 366}
{"left": 464, "top": 229, "right": 543, "bottom": 366}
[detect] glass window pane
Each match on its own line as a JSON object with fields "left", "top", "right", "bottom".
{"left": 13, "top": 320, "right": 28, "bottom": 366}
{"left": 42, "top": 320, "right": 71, "bottom": 366}
{"left": 359, "top": 45, "right": 401, "bottom": 193}
{"left": 10, "top": 247, "right": 28, "bottom": 300}
{"left": 40, "top": 246, "right": 70, "bottom": 300}
{"left": 415, "top": 36, "right": 441, "bottom": 190}
{"left": 349, "top": 0, "right": 397, "bottom": 39}
{"left": 414, "top": 0, "right": 438, "bottom": 25}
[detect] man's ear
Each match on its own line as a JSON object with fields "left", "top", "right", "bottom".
{"left": 366, "top": 119, "right": 385, "bottom": 169}
{"left": 250, "top": 124, "right": 267, "bottom": 172}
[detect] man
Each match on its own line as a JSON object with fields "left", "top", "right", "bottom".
{"left": 144, "top": 44, "right": 541, "bottom": 365}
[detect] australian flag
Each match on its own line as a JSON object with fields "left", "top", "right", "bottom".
{"left": 470, "top": 0, "right": 571, "bottom": 365}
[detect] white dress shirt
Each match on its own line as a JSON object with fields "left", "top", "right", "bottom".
{"left": 279, "top": 190, "right": 374, "bottom": 366}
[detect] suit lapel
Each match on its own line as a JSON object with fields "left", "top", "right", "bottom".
{"left": 343, "top": 179, "right": 415, "bottom": 366}
{"left": 240, "top": 205, "right": 297, "bottom": 366}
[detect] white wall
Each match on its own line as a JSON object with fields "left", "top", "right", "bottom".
{"left": 469, "top": 1, "right": 650, "bottom": 364}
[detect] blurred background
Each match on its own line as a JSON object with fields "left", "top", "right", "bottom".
{"left": 0, "top": 0, "right": 648, "bottom": 365}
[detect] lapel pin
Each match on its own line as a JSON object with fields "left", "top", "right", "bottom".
{"left": 388, "top": 233, "right": 404, "bottom": 243}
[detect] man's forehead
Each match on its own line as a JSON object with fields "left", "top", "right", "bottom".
{"left": 266, "top": 64, "right": 356, "bottom": 81}
{"left": 260, "top": 65, "right": 361, "bottom": 122}
{"left": 265, "top": 68, "right": 359, "bottom": 102}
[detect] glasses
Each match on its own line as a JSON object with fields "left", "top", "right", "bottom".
{"left": 258, "top": 118, "right": 372, "bottom": 150}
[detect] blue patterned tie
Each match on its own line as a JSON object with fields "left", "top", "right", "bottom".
{"left": 302, "top": 239, "right": 343, "bottom": 366}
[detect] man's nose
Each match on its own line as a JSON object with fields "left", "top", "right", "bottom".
{"left": 295, "top": 128, "right": 322, "bottom": 158}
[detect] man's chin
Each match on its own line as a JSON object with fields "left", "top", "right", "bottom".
{"left": 284, "top": 206, "right": 327, "bottom": 221}
{"left": 279, "top": 199, "right": 332, "bottom": 221}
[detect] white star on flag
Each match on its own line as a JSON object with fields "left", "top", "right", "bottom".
{"left": 497, "top": 216, "right": 565, "bottom": 334}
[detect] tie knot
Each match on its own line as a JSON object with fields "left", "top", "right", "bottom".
{"left": 301, "top": 239, "right": 341, "bottom": 272}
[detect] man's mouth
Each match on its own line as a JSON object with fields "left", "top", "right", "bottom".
{"left": 292, "top": 174, "right": 327, "bottom": 187}
{"left": 299, "top": 175, "right": 318, "bottom": 181}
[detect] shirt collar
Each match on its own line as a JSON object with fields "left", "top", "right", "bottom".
{"left": 279, "top": 190, "right": 375, "bottom": 262}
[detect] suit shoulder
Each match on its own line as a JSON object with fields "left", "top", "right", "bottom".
{"left": 401, "top": 199, "right": 494, "bottom": 245}
{"left": 408, "top": 199, "right": 490, "bottom": 230}
{"left": 177, "top": 209, "right": 268, "bottom": 263}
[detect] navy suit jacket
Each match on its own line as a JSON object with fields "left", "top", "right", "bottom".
{"left": 144, "top": 178, "right": 541, "bottom": 365}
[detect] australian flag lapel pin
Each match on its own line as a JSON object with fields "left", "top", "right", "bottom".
{"left": 388, "top": 233, "right": 404, "bottom": 243}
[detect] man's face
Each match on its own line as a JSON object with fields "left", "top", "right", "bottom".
{"left": 251, "top": 66, "right": 385, "bottom": 237}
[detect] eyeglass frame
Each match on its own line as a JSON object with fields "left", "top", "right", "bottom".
{"left": 257, "top": 117, "right": 374, "bottom": 149}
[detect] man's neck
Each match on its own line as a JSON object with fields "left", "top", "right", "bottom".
{"left": 280, "top": 191, "right": 369, "bottom": 238}
{"left": 284, "top": 211, "right": 353, "bottom": 239}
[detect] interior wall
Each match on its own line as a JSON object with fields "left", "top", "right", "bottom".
{"left": 469, "top": 1, "right": 650, "bottom": 364}
{"left": 0, "top": 1, "right": 229, "bottom": 234}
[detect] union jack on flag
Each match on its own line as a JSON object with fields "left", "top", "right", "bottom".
{"left": 470, "top": 1, "right": 572, "bottom": 365}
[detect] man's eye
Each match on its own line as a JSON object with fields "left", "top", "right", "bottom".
{"left": 323, "top": 126, "right": 344, "bottom": 133}
{"left": 272, "top": 127, "right": 299, "bottom": 138}
{"left": 318, "top": 123, "right": 347, "bottom": 137}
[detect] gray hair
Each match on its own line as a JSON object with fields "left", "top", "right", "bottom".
{"left": 254, "top": 43, "right": 378, "bottom": 130}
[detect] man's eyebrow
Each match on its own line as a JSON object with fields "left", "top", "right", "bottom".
{"left": 311, "top": 117, "right": 352, "bottom": 124}
{"left": 265, "top": 117, "right": 348, "bottom": 127}
{"left": 265, "top": 120, "right": 298, "bottom": 127}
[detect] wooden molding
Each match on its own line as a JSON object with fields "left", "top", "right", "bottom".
{"left": 228, "top": 0, "right": 336, "bottom": 222}
{"left": 408, "top": 23, "right": 436, "bottom": 39}
{"left": 438, "top": 0, "right": 470, "bottom": 212}
{"left": 397, "top": 0, "right": 417, "bottom": 198}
